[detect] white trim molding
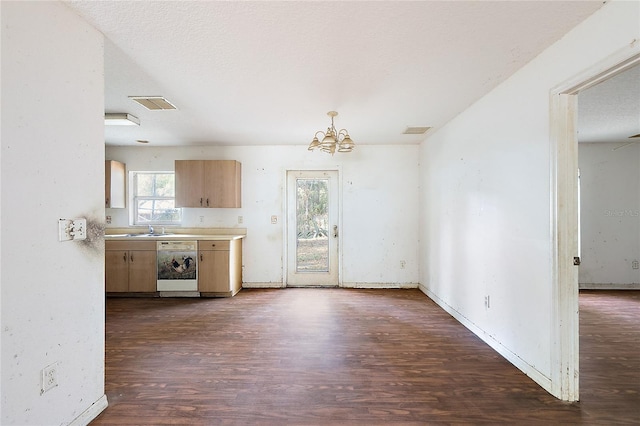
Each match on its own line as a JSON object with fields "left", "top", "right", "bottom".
{"left": 549, "top": 45, "right": 640, "bottom": 401}
{"left": 69, "top": 394, "right": 108, "bottom": 426}
{"left": 342, "top": 282, "right": 419, "bottom": 289}
{"left": 579, "top": 283, "right": 640, "bottom": 290}
{"left": 242, "top": 282, "right": 285, "bottom": 289}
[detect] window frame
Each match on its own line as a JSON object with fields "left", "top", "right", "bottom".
{"left": 130, "top": 171, "right": 182, "bottom": 226}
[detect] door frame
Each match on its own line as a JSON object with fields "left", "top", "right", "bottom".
{"left": 283, "top": 167, "right": 342, "bottom": 287}
{"left": 550, "top": 47, "right": 640, "bottom": 401}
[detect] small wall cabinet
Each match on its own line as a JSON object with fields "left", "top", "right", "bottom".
{"left": 175, "top": 160, "right": 241, "bottom": 208}
{"left": 105, "top": 240, "right": 157, "bottom": 293}
{"left": 198, "top": 239, "right": 242, "bottom": 297}
{"left": 105, "top": 160, "right": 126, "bottom": 208}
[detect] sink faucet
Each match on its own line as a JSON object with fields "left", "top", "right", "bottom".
{"left": 148, "top": 225, "right": 154, "bottom": 234}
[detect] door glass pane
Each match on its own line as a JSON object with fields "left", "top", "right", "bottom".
{"left": 296, "top": 178, "right": 329, "bottom": 272}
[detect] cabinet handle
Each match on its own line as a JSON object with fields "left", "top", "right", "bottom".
{"left": 200, "top": 197, "right": 203, "bottom": 206}
{"left": 123, "top": 252, "right": 127, "bottom": 262}
{"left": 211, "top": 244, "right": 216, "bottom": 247}
{"left": 130, "top": 254, "right": 134, "bottom": 262}
{"left": 200, "top": 254, "right": 203, "bottom": 262}
{"left": 106, "top": 198, "right": 109, "bottom": 206}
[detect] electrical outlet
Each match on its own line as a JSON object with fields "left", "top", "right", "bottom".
{"left": 484, "top": 295, "right": 491, "bottom": 309}
{"left": 238, "top": 216, "right": 243, "bottom": 224}
{"left": 400, "top": 260, "right": 406, "bottom": 269}
{"left": 199, "top": 216, "right": 204, "bottom": 223}
{"left": 633, "top": 260, "right": 639, "bottom": 270}
{"left": 41, "top": 363, "right": 58, "bottom": 394}
{"left": 271, "top": 215, "right": 278, "bottom": 224}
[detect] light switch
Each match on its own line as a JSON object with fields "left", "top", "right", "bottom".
{"left": 271, "top": 215, "right": 278, "bottom": 224}
{"left": 58, "top": 218, "right": 87, "bottom": 242}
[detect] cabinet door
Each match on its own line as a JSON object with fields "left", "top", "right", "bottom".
{"left": 175, "top": 160, "right": 205, "bottom": 207}
{"left": 204, "top": 160, "right": 241, "bottom": 208}
{"left": 128, "top": 250, "right": 157, "bottom": 292}
{"left": 198, "top": 250, "right": 230, "bottom": 293}
{"left": 105, "top": 250, "right": 129, "bottom": 292}
{"left": 105, "top": 160, "right": 126, "bottom": 208}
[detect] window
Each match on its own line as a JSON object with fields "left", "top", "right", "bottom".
{"left": 132, "top": 172, "right": 181, "bottom": 225}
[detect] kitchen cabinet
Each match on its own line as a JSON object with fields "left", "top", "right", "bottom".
{"left": 175, "top": 160, "right": 241, "bottom": 208}
{"left": 198, "top": 239, "right": 242, "bottom": 297}
{"left": 105, "top": 160, "right": 126, "bottom": 208}
{"left": 105, "top": 240, "right": 156, "bottom": 293}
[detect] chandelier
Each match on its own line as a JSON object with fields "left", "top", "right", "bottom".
{"left": 308, "top": 111, "right": 355, "bottom": 154}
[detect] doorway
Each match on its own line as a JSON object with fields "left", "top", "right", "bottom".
{"left": 551, "top": 50, "right": 640, "bottom": 401}
{"left": 286, "top": 170, "right": 340, "bottom": 287}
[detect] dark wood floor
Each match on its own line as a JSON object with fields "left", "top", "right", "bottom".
{"left": 92, "top": 289, "right": 639, "bottom": 425}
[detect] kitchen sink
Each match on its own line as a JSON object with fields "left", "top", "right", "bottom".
{"left": 126, "top": 233, "right": 174, "bottom": 237}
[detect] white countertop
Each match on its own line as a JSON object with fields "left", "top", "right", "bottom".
{"left": 104, "top": 227, "right": 246, "bottom": 241}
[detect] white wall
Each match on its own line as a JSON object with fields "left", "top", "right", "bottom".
{"left": 419, "top": 0, "right": 640, "bottom": 398}
{"left": 579, "top": 142, "right": 640, "bottom": 287}
{"left": 1, "top": 2, "right": 106, "bottom": 425}
{"left": 106, "top": 145, "right": 420, "bottom": 287}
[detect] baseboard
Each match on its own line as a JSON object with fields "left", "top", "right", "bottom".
{"left": 418, "top": 284, "right": 553, "bottom": 396}
{"left": 579, "top": 282, "right": 640, "bottom": 290}
{"left": 69, "top": 394, "right": 108, "bottom": 426}
{"left": 341, "top": 282, "right": 420, "bottom": 289}
{"left": 242, "top": 282, "right": 420, "bottom": 289}
{"left": 242, "top": 282, "right": 285, "bottom": 289}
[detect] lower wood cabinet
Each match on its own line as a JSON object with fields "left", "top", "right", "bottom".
{"left": 198, "top": 239, "right": 242, "bottom": 297}
{"left": 105, "top": 241, "right": 157, "bottom": 293}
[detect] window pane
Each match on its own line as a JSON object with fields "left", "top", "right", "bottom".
{"left": 132, "top": 171, "right": 181, "bottom": 225}
{"left": 295, "top": 178, "right": 329, "bottom": 272}
{"left": 135, "top": 173, "right": 175, "bottom": 197}
{"left": 136, "top": 199, "right": 180, "bottom": 223}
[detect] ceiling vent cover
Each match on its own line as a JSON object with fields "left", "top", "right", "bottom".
{"left": 403, "top": 126, "right": 431, "bottom": 135}
{"left": 129, "top": 96, "right": 177, "bottom": 110}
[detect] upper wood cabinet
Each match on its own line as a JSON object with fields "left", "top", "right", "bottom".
{"left": 175, "top": 160, "right": 241, "bottom": 208}
{"left": 105, "top": 160, "right": 126, "bottom": 208}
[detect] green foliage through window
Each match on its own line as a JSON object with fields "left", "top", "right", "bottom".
{"left": 133, "top": 172, "right": 181, "bottom": 225}
{"left": 296, "top": 179, "right": 328, "bottom": 238}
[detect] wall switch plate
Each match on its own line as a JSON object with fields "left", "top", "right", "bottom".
{"left": 238, "top": 215, "right": 243, "bottom": 224}
{"left": 58, "top": 218, "right": 87, "bottom": 241}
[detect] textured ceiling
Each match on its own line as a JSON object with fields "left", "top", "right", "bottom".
{"left": 578, "top": 64, "right": 640, "bottom": 145}
{"left": 64, "top": 1, "right": 607, "bottom": 147}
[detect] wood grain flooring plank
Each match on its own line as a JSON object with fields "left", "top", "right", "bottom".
{"left": 91, "top": 289, "right": 639, "bottom": 425}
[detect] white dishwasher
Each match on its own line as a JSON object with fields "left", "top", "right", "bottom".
{"left": 157, "top": 241, "right": 198, "bottom": 292}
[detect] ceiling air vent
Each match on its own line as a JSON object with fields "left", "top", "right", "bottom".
{"left": 129, "top": 96, "right": 177, "bottom": 110}
{"left": 403, "top": 126, "right": 431, "bottom": 135}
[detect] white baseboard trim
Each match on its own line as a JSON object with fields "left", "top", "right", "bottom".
{"left": 579, "top": 282, "right": 640, "bottom": 290}
{"left": 418, "top": 284, "right": 553, "bottom": 396}
{"left": 242, "top": 282, "right": 285, "bottom": 289}
{"left": 242, "top": 282, "right": 420, "bottom": 289}
{"left": 69, "top": 394, "right": 108, "bottom": 426}
{"left": 341, "top": 282, "right": 420, "bottom": 289}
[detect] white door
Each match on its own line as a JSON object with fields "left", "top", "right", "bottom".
{"left": 286, "top": 170, "right": 339, "bottom": 286}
